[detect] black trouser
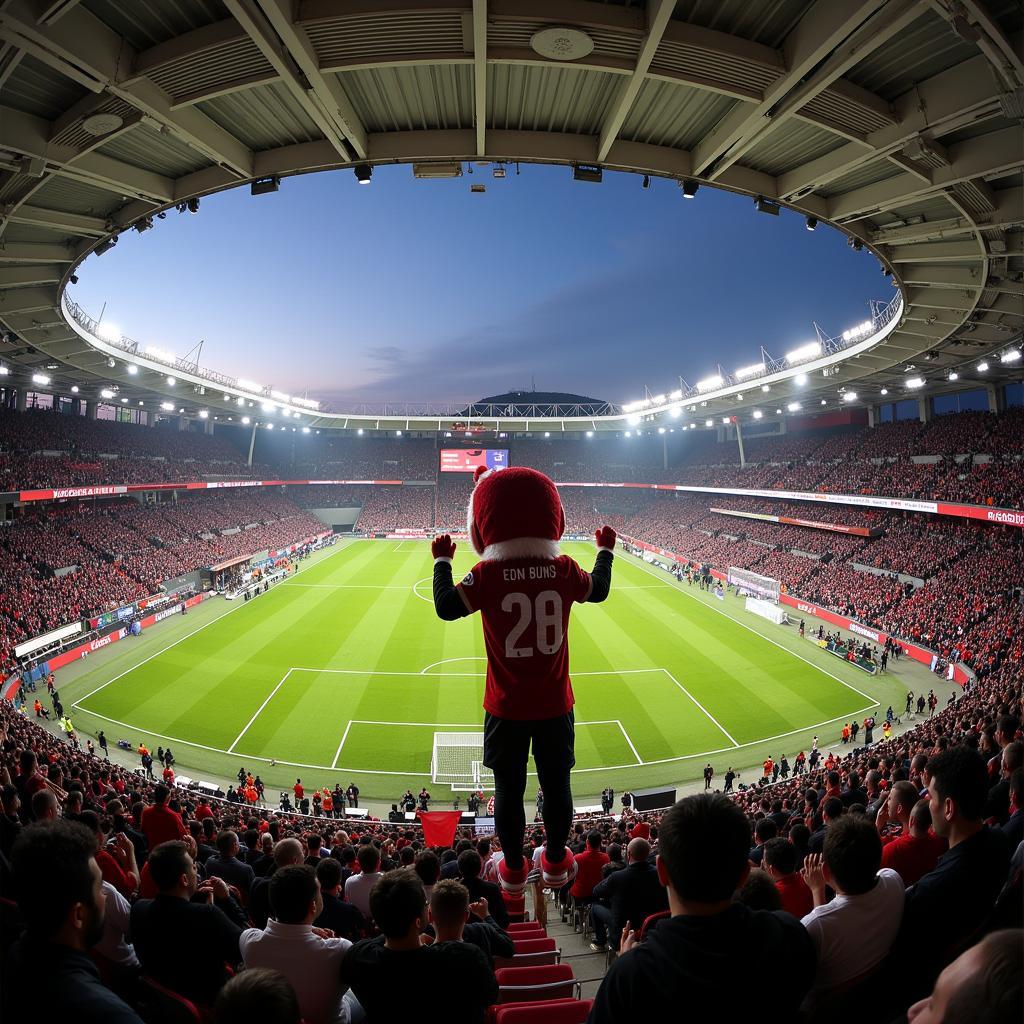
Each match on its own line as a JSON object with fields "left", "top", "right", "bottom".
{"left": 484, "top": 711, "right": 575, "bottom": 870}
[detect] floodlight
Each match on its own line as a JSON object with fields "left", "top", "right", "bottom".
{"left": 357, "top": 428, "right": 364, "bottom": 435}
{"left": 795, "top": 373, "right": 808, "bottom": 385}
{"left": 97, "top": 321, "right": 121, "bottom": 342}
{"left": 624, "top": 431, "right": 631, "bottom": 437}
{"left": 95, "top": 236, "right": 117, "bottom": 256}
{"left": 236, "top": 396, "right": 246, "bottom": 406}
{"left": 761, "top": 384, "right": 770, "bottom": 392}
{"left": 586, "top": 430, "right": 594, "bottom": 437}
{"left": 906, "top": 377, "right": 925, "bottom": 389}
{"left": 948, "top": 372, "right": 959, "bottom": 381}
{"left": 396, "top": 430, "right": 402, "bottom": 435}
{"left": 641, "top": 175, "right": 650, "bottom": 189}
{"left": 805, "top": 216, "right": 817, "bottom": 231}
{"left": 266, "top": 423, "right": 274, "bottom": 430}
{"left": 1000, "top": 349, "right": 1021, "bottom": 363}
{"left": 681, "top": 180, "right": 699, "bottom": 199}
{"left": 627, "top": 414, "right": 641, "bottom": 426}
{"left": 242, "top": 416, "right": 250, "bottom": 425}
{"left": 753, "top": 410, "right": 763, "bottom": 419}
{"left": 658, "top": 427, "right": 665, "bottom": 434}
{"left": 160, "top": 401, "right": 174, "bottom": 411}
{"left": 696, "top": 375, "right": 723, "bottom": 392}
{"left": 237, "top": 379, "right": 262, "bottom": 392}
{"left": 820, "top": 399, "right": 827, "bottom": 405}
{"left": 354, "top": 164, "right": 373, "bottom": 185}
{"left": 880, "top": 388, "right": 888, "bottom": 395}
{"left": 735, "top": 362, "right": 765, "bottom": 380}
{"left": 186, "top": 197, "right": 200, "bottom": 213}
{"left": 70, "top": 385, "right": 79, "bottom": 393}
{"left": 0, "top": 366, "right": 7, "bottom": 376}
{"left": 302, "top": 426, "right": 310, "bottom": 433}
{"left": 669, "top": 389, "right": 683, "bottom": 400}
{"left": 977, "top": 361, "right": 989, "bottom": 372}
{"left": 670, "top": 407, "right": 681, "bottom": 419}
{"left": 722, "top": 417, "right": 730, "bottom": 425}
{"left": 100, "top": 388, "right": 115, "bottom": 399}
{"left": 31, "top": 373, "right": 50, "bottom": 385}
{"left": 544, "top": 432, "right": 551, "bottom": 437}
{"left": 787, "top": 401, "right": 801, "bottom": 411}
{"left": 843, "top": 392, "right": 858, "bottom": 402}
{"left": 127, "top": 364, "right": 138, "bottom": 375}
{"left": 166, "top": 376, "right": 176, "bottom": 386}
{"left": 786, "top": 341, "right": 821, "bottom": 363}
{"left": 199, "top": 410, "right": 209, "bottom": 419}
{"left": 705, "top": 419, "right": 713, "bottom": 427}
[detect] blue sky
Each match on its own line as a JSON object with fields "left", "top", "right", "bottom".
{"left": 71, "top": 164, "right": 894, "bottom": 407}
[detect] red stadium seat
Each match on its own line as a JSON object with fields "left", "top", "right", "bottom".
{"left": 507, "top": 921, "right": 545, "bottom": 935}
{"left": 137, "top": 976, "right": 211, "bottom": 1024}
{"left": 491, "top": 998, "right": 593, "bottom": 1023}
{"left": 495, "top": 964, "right": 579, "bottom": 1003}
{"left": 493, "top": 936, "right": 560, "bottom": 970}
{"left": 502, "top": 892, "right": 528, "bottom": 923}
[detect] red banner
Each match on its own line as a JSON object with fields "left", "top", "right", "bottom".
{"left": 417, "top": 811, "right": 463, "bottom": 849}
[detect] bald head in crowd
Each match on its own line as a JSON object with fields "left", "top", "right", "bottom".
{"left": 273, "top": 837, "right": 304, "bottom": 867}
{"left": 31, "top": 789, "right": 59, "bottom": 821}
{"left": 627, "top": 837, "right": 650, "bottom": 863}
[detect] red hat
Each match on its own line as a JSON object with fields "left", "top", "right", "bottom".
{"left": 467, "top": 465, "right": 565, "bottom": 559}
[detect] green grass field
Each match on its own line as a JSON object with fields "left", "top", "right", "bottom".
{"left": 61, "top": 539, "right": 907, "bottom": 800}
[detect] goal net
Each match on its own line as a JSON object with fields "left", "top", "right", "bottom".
{"left": 727, "top": 566, "right": 781, "bottom": 603}
{"left": 431, "top": 732, "right": 495, "bottom": 791}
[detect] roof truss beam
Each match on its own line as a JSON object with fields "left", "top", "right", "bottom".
{"left": 2, "top": 204, "right": 107, "bottom": 237}
{"left": 596, "top": 0, "right": 676, "bottom": 164}
{"left": 828, "top": 125, "right": 1023, "bottom": 221}
{"left": 691, "top": 0, "right": 891, "bottom": 179}
{"left": 472, "top": 0, "right": 486, "bottom": 157}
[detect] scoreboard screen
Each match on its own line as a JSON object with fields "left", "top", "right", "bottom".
{"left": 439, "top": 449, "right": 509, "bottom": 473}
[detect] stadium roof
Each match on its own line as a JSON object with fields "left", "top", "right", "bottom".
{"left": 0, "top": 0, "right": 1021, "bottom": 433}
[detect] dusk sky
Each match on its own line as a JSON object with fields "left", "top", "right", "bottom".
{"left": 70, "top": 163, "right": 895, "bottom": 408}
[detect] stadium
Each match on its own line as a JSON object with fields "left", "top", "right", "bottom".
{"left": 0, "top": 2, "right": 1021, "bottom": 1022}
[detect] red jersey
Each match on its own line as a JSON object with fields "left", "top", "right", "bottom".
{"left": 456, "top": 555, "right": 593, "bottom": 720}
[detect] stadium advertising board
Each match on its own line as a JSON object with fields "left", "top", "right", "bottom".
{"left": 439, "top": 449, "right": 508, "bottom": 473}
{"left": 14, "top": 620, "right": 83, "bottom": 660}
{"left": 710, "top": 507, "right": 876, "bottom": 537}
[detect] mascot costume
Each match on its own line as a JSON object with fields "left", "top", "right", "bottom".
{"left": 432, "top": 465, "right": 616, "bottom": 891}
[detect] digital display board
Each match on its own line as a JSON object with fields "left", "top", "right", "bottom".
{"left": 439, "top": 449, "right": 509, "bottom": 473}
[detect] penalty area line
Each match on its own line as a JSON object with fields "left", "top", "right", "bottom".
{"left": 662, "top": 669, "right": 740, "bottom": 748}
{"left": 228, "top": 669, "right": 293, "bottom": 753}
{"left": 615, "top": 720, "right": 643, "bottom": 764}
{"left": 331, "top": 720, "right": 354, "bottom": 769}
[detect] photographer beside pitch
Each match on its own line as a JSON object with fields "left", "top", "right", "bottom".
{"left": 431, "top": 465, "right": 615, "bottom": 892}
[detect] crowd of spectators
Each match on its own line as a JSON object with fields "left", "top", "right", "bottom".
{"left": 1, "top": 641, "right": 1021, "bottom": 1023}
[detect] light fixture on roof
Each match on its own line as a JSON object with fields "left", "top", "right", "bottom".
{"left": 977, "top": 361, "right": 989, "bottom": 372}
{"left": 696, "top": 374, "right": 723, "bottom": 392}
{"left": 735, "top": 362, "right": 765, "bottom": 380}
{"left": 705, "top": 419, "right": 713, "bottom": 427}
{"left": 948, "top": 371, "right": 959, "bottom": 381}
{"left": 1000, "top": 348, "right": 1021, "bottom": 363}
{"left": 761, "top": 384, "right": 770, "bottom": 393}
{"left": 395, "top": 430, "right": 402, "bottom": 436}
{"left": 658, "top": 427, "right": 666, "bottom": 434}
{"left": 880, "top": 388, "right": 888, "bottom": 395}
{"left": 186, "top": 197, "right": 200, "bottom": 214}
{"left": 357, "top": 428, "right": 364, "bottom": 435}
{"left": 95, "top": 236, "right": 118, "bottom": 256}
{"left": 753, "top": 409, "right": 763, "bottom": 419}
{"left": 722, "top": 417, "right": 730, "bottom": 425}
{"left": 786, "top": 341, "right": 821, "bottom": 363}
{"left": 680, "top": 180, "right": 699, "bottom": 199}
{"left": 302, "top": 426, "right": 310, "bottom": 433}
{"left": 354, "top": 164, "right": 373, "bottom": 185}
{"left": 70, "top": 385, "right": 79, "bottom": 393}
{"left": 544, "top": 431, "right": 551, "bottom": 437}
{"left": 0, "top": 366, "right": 7, "bottom": 376}
{"left": 795, "top": 373, "right": 808, "bottom": 385}
{"left": 530, "top": 25, "right": 595, "bottom": 60}
{"left": 586, "top": 430, "right": 594, "bottom": 437}
{"left": 100, "top": 388, "right": 115, "bottom": 399}
{"left": 670, "top": 407, "right": 681, "bottom": 419}
{"left": 266, "top": 423, "right": 274, "bottom": 430}
{"left": 133, "top": 216, "right": 153, "bottom": 233}
{"left": 843, "top": 391, "right": 858, "bottom": 402}
{"left": 641, "top": 174, "right": 650, "bottom": 189}
{"left": 127, "top": 364, "right": 138, "bottom": 375}
{"left": 160, "top": 401, "right": 174, "bottom": 411}
{"left": 199, "top": 410, "right": 209, "bottom": 419}
{"left": 805, "top": 216, "right": 818, "bottom": 231}
{"left": 627, "top": 414, "right": 641, "bottom": 426}
{"left": 787, "top": 401, "right": 801, "bottom": 411}
{"left": 820, "top": 399, "right": 827, "bottom": 405}
{"left": 97, "top": 321, "right": 121, "bottom": 343}
{"left": 624, "top": 431, "right": 632, "bottom": 438}
{"left": 906, "top": 377, "right": 925, "bottom": 389}
{"left": 754, "top": 196, "right": 780, "bottom": 216}
{"left": 121, "top": 398, "right": 128, "bottom": 404}
{"left": 166, "top": 376, "right": 176, "bottom": 386}
{"left": 31, "top": 373, "right": 50, "bottom": 385}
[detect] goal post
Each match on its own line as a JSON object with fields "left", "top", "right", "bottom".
{"left": 727, "top": 566, "right": 781, "bottom": 603}
{"left": 431, "top": 732, "right": 495, "bottom": 791}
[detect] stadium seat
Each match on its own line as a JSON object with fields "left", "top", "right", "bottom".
{"left": 137, "top": 976, "right": 210, "bottom": 1024}
{"left": 502, "top": 892, "right": 528, "bottom": 923}
{"left": 493, "top": 936, "right": 560, "bottom": 970}
{"left": 490, "top": 998, "right": 594, "bottom": 1023}
{"left": 495, "top": 964, "right": 579, "bottom": 1004}
{"left": 507, "top": 921, "right": 546, "bottom": 934}
{"left": 638, "top": 909, "right": 670, "bottom": 940}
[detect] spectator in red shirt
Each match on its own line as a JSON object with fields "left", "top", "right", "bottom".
{"left": 881, "top": 798, "right": 946, "bottom": 886}
{"left": 762, "top": 838, "right": 813, "bottom": 918}
{"left": 293, "top": 779, "right": 304, "bottom": 802}
{"left": 139, "top": 784, "right": 187, "bottom": 850}
{"left": 571, "top": 830, "right": 610, "bottom": 901}
{"left": 79, "top": 810, "right": 139, "bottom": 900}
{"left": 194, "top": 798, "right": 215, "bottom": 822}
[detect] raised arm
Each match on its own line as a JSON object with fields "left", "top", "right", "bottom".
{"left": 431, "top": 535, "right": 470, "bottom": 621}
{"left": 587, "top": 526, "right": 616, "bottom": 604}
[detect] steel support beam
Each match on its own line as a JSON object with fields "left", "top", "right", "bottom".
{"left": 472, "top": 0, "right": 487, "bottom": 157}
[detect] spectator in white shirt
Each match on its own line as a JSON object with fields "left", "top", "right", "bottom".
{"left": 96, "top": 880, "right": 139, "bottom": 970}
{"left": 800, "top": 816, "right": 905, "bottom": 1006}
{"left": 239, "top": 865, "right": 356, "bottom": 1024}
{"left": 344, "top": 845, "right": 382, "bottom": 923}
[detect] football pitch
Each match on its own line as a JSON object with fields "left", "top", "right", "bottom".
{"left": 63, "top": 539, "right": 899, "bottom": 799}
